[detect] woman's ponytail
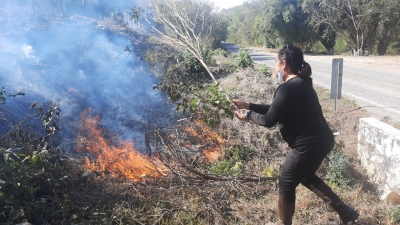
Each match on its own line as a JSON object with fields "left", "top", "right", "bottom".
{"left": 298, "top": 61, "right": 313, "bottom": 86}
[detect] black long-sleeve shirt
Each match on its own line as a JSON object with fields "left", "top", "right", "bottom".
{"left": 248, "top": 76, "right": 332, "bottom": 148}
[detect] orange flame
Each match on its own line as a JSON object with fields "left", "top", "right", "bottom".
{"left": 75, "top": 109, "right": 168, "bottom": 181}
{"left": 181, "top": 120, "right": 225, "bottom": 162}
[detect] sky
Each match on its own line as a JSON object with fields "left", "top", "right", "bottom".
{"left": 210, "top": 0, "right": 246, "bottom": 9}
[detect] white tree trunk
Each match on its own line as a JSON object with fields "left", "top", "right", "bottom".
{"left": 326, "top": 48, "right": 334, "bottom": 55}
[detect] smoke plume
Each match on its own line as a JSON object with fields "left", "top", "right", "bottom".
{"left": 0, "top": 0, "right": 181, "bottom": 151}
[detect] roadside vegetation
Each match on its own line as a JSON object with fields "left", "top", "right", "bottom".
{"left": 222, "top": 0, "right": 400, "bottom": 56}
{"left": 1, "top": 0, "right": 399, "bottom": 224}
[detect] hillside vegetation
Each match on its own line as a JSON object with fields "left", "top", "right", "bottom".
{"left": 222, "top": 0, "right": 400, "bottom": 56}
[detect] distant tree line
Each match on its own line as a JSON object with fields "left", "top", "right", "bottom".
{"left": 222, "top": 0, "right": 400, "bottom": 55}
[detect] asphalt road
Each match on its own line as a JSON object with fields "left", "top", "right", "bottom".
{"left": 221, "top": 42, "right": 400, "bottom": 126}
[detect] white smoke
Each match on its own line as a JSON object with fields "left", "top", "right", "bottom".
{"left": 0, "top": 0, "right": 181, "bottom": 151}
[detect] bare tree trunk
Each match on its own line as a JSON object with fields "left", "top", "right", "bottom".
{"left": 132, "top": 0, "right": 227, "bottom": 93}
{"left": 326, "top": 48, "right": 334, "bottom": 55}
{"left": 377, "top": 37, "right": 391, "bottom": 55}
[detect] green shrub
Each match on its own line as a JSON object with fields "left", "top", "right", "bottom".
{"left": 327, "top": 149, "right": 351, "bottom": 189}
{"left": 390, "top": 206, "right": 400, "bottom": 223}
{"left": 384, "top": 38, "right": 400, "bottom": 55}
{"left": 214, "top": 48, "right": 230, "bottom": 57}
{"left": 0, "top": 101, "right": 62, "bottom": 222}
{"left": 218, "top": 61, "right": 236, "bottom": 74}
{"left": 210, "top": 161, "right": 245, "bottom": 176}
{"left": 334, "top": 37, "right": 350, "bottom": 55}
{"left": 202, "top": 45, "right": 216, "bottom": 66}
{"left": 263, "top": 166, "right": 279, "bottom": 177}
{"left": 235, "top": 48, "right": 254, "bottom": 69}
{"left": 231, "top": 146, "right": 252, "bottom": 161}
{"left": 310, "top": 41, "right": 326, "bottom": 54}
{"left": 210, "top": 146, "right": 252, "bottom": 175}
{"left": 210, "top": 160, "right": 232, "bottom": 175}
{"left": 230, "top": 162, "right": 244, "bottom": 176}
{"left": 189, "top": 85, "right": 233, "bottom": 127}
{"left": 258, "top": 64, "right": 273, "bottom": 77}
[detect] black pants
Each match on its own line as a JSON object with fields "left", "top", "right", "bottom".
{"left": 278, "top": 131, "right": 334, "bottom": 203}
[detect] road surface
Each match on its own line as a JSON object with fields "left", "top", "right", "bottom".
{"left": 221, "top": 42, "right": 400, "bottom": 126}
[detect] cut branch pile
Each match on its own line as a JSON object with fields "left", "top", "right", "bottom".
{"left": 155, "top": 128, "right": 278, "bottom": 183}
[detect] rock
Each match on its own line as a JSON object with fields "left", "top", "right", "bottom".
{"left": 386, "top": 192, "right": 400, "bottom": 205}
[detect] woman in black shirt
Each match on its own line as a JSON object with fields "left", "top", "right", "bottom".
{"left": 231, "top": 45, "right": 359, "bottom": 225}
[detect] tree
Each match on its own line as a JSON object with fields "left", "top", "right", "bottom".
{"left": 301, "top": 0, "right": 337, "bottom": 54}
{"left": 223, "top": 5, "right": 256, "bottom": 46}
{"left": 318, "top": 24, "right": 336, "bottom": 55}
{"left": 255, "top": 0, "right": 318, "bottom": 50}
{"left": 132, "top": 0, "right": 226, "bottom": 85}
{"left": 376, "top": 0, "right": 400, "bottom": 55}
{"left": 135, "top": 0, "right": 233, "bottom": 123}
{"left": 303, "top": 0, "right": 383, "bottom": 55}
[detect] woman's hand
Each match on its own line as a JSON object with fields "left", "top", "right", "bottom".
{"left": 230, "top": 99, "right": 250, "bottom": 110}
{"left": 234, "top": 109, "right": 249, "bottom": 121}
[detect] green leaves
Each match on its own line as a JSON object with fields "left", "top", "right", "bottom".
{"left": 214, "top": 48, "right": 230, "bottom": 57}
{"left": 231, "top": 147, "right": 252, "bottom": 162}
{"left": 258, "top": 64, "right": 273, "bottom": 77}
{"left": 190, "top": 98, "right": 199, "bottom": 111}
{"left": 390, "top": 206, "right": 400, "bottom": 223}
{"left": 0, "top": 146, "right": 61, "bottom": 221}
{"left": 0, "top": 99, "right": 62, "bottom": 220}
{"left": 210, "top": 160, "right": 232, "bottom": 175}
{"left": 235, "top": 48, "right": 254, "bottom": 69}
{"left": 210, "top": 146, "right": 252, "bottom": 176}
{"left": 0, "top": 87, "right": 6, "bottom": 104}
{"left": 264, "top": 166, "right": 279, "bottom": 177}
{"left": 201, "top": 45, "right": 216, "bottom": 66}
{"left": 327, "top": 149, "right": 351, "bottom": 189}
{"left": 189, "top": 85, "right": 233, "bottom": 127}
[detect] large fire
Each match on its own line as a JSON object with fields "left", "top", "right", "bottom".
{"left": 75, "top": 109, "right": 168, "bottom": 181}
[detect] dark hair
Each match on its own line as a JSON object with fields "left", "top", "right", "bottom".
{"left": 278, "top": 44, "right": 312, "bottom": 86}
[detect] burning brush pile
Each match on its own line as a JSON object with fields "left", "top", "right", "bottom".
{"left": 0, "top": 95, "right": 280, "bottom": 224}
{"left": 60, "top": 96, "right": 283, "bottom": 224}
{"left": 74, "top": 108, "right": 268, "bottom": 183}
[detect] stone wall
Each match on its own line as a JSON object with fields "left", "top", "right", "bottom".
{"left": 358, "top": 117, "right": 400, "bottom": 200}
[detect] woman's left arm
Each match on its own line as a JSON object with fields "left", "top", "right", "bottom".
{"left": 249, "top": 103, "right": 270, "bottom": 114}
{"left": 247, "top": 85, "right": 290, "bottom": 127}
